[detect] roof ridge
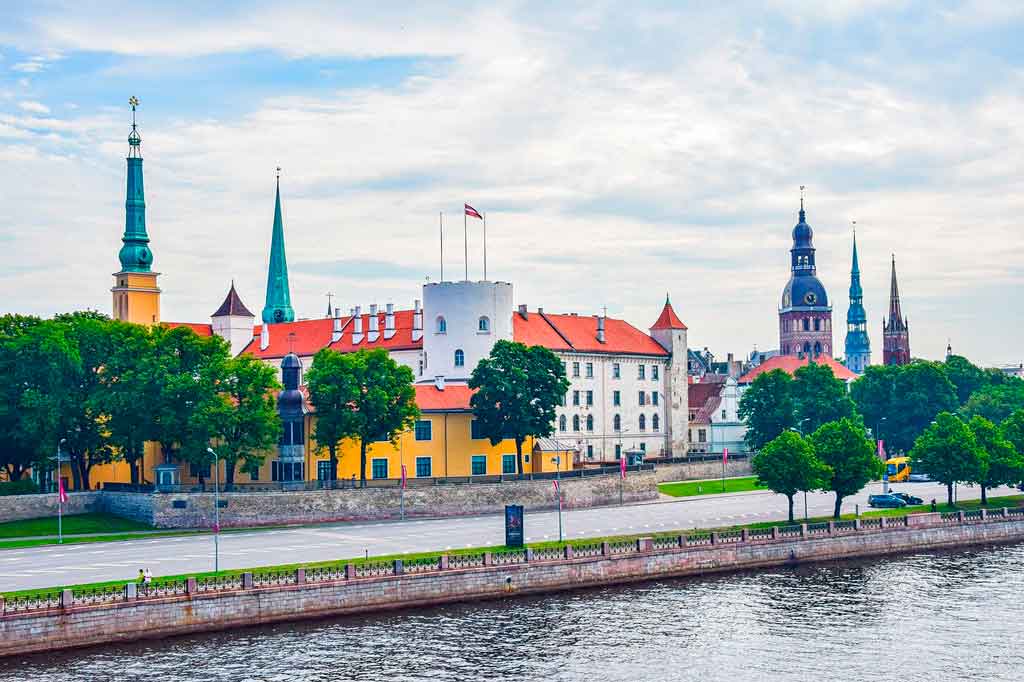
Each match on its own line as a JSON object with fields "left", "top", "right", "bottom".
{"left": 538, "top": 311, "right": 576, "bottom": 350}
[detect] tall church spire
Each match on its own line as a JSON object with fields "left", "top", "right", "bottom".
{"left": 883, "top": 255, "right": 910, "bottom": 365}
{"left": 118, "top": 96, "right": 153, "bottom": 273}
{"left": 262, "top": 168, "right": 295, "bottom": 325}
{"left": 844, "top": 225, "right": 870, "bottom": 373}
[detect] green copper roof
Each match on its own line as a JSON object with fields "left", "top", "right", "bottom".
{"left": 845, "top": 232, "right": 870, "bottom": 364}
{"left": 262, "top": 174, "right": 295, "bottom": 324}
{"left": 118, "top": 100, "right": 153, "bottom": 272}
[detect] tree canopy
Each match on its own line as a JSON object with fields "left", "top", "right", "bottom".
{"left": 738, "top": 369, "right": 795, "bottom": 451}
{"left": 810, "top": 417, "right": 881, "bottom": 518}
{"left": 909, "top": 412, "right": 984, "bottom": 506}
{"left": 752, "top": 430, "right": 830, "bottom": 522}
{"left": 792, "top": 362, "right": 858, "bottom": 434}
{"left": 469, "top": 340, "right": 569, "bottom": 476}
{"left": 968, "top": 415, "right": 1024, "bottom": 505}
{"left": 962, "top": 381, "right": 1024, "bottom": 424}
{"left": 943, "top": 354, "right": 989, "bottom": 406}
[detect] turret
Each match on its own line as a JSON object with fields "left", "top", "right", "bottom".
{"left": 211, "top": 281, "right": 255, "bottom": 356}
{"left": 649, "top": 294, "right": 689, "bottom": 456}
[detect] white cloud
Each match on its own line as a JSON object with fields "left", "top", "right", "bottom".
{"left": 17, "top": 100, "right": 49, "bottom": 114}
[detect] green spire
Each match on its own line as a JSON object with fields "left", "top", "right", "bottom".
{"left": 118, "top": 96, "right": 153, "bottom": 272}
{"left": 849, "top": 231, "right": 863, "bottom": 300}
{"left": 262, "top": 169, "right": 295, "bottom": 324}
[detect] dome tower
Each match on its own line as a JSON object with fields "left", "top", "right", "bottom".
{"left": 778, "top": 190, "right": 833, "bottom": 359}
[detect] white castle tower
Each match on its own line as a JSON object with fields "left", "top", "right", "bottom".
{"left": 422, "top": 280, "right": 514, "bottom": 382}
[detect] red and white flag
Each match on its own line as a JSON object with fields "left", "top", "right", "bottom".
{"left": 620, "top": 454, "right": 627, "bottom": 480}
{"left": 464, "top": 203, "right": 483, "bottom": 220}
{"left": 401, "top": 464, "right": 407, "bottom": 490}
{"left": 877, "top": 439, "right": 886, "bottom": 461}
{"left": 723, "top": 447, "right": 729, "bottom": 466}
{"left": 552, "top": 479, "right": 560, "bottom": 494}
{"left": 58, "top": 478, "right": 68, "bottom": 504}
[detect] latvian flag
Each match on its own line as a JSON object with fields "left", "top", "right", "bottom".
{"left": 464, "top": 203, "right": 483, "bottom": 220}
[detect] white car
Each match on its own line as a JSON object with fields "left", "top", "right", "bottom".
{"left": 908, "top": 472, "right": 932, "bottom": 482}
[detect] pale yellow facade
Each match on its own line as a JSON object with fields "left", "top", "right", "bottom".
{"left": 111, "top": 271, "right": 161, "bottom": 326}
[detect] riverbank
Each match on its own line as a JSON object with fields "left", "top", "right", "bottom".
{"left": 1, "top": 507, "right": 1021, "bottom": 657}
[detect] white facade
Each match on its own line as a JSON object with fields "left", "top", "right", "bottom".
{"left": 421, "top": 280, "right": 514, "bottom": 382}
{"left": 211, "top": 313, "right": 255, "bottom": 356}
{"left": 710, "top": 377, "right": 748, "bottom": 455}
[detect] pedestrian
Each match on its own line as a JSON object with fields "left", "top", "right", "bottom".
{"left": 144, "top": 568, "right": 153, "bottom": 587}
{"left": 137, "top": 569, "right": 144, "bottom": 585}
{"left": 931, "top": 499, "right": 937, "bottom": 512}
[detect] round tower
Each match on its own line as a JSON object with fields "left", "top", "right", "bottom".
{"left": 421, "top": 280, "right": 514, "bottom": 381}
{"left": 779, "top": 196, "right": 833, "bottom": 358}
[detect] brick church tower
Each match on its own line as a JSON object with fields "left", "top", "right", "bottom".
{"left": 882, "top": 256, "right": 911, "bottom": 365}
{"left": 779, "top": 195, "right": 833, "bottom": 359}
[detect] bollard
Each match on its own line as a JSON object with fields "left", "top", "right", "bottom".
{"left": 800, "top": 523, "right": 807, "bottom": 537}
{"left": 439, "top": 555, "right": 449, "bottom": 570}
{"left": 827, "top": 521, "right": 835, "bottom": 535}
{"left": 980, "top": 509, "right": 987, "bottom": 520}
{"left": 186, "top": 577, "right": 197, "bottom": 595}
{"left": 242, "top": 572, "right": 253, "bottom": 589}
{"left": 345, "top": 564, "right": 357, "bottom": 579}
{"left": 525, "top": 548, "right": 534, "bottom": 562}
{"left": 678, "top": 534, "right": 686, "bottom": 548}
{"left": 771, "top": 527, "right": 779, "bottom": 540}
{"left": 601, "top": 541, "right": 611, "bottom": 556}
{"left": 61, "top": 589, "right": 74, "bottom": 609}
{"left": 393, "top": 559, "right": 404, "bottom": 575}
{"left": 483, "top": 552, "right": 493, "bottom": 566}
{"left": 958, "top": 511, "right": 965, "bottom": 523}
{"left": 564, "top": 545, "right": 574, "bottom": 560}
{"left": 854, "top": 518, "right": 861, "bottom": 530}
{"left": 709, "top": 533, "right": 718, "bottom": 545}
{"left": 637, "top": 537, "right": 653, "bottom": 553}
{"left": 296, "top": 568, "right": 305, "bottom": 585}
{"left": 741, "top": 529, "right": 749, "bottom": 543}
{"left": 1003, "top": 507, "right": 1010, "bottom": 518}
{"left": 0, "top": 596, "right": 4, "bottom": 614}
{"left": 125, "top": 582, "right": 138, "bottom": 599}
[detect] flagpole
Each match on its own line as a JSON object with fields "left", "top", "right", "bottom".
{"left": 439, "top": 212, "right": 444, "bottom": 282}
{"left": 483, "top": 212, "right": 487, "bottom": 281}
{"left": 464, "top": 209, "right": 468, "bottom": 281}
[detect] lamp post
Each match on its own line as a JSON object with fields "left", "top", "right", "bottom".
{"left": 206, "top": 447, "right": 220, "bottom": 573}
{"left": 876, "top": 417, "right": 889, "bottom": 493}
{"left": 56, "top": 438, "right": 67, "bottom": 544}
{"left": 789, "top": 425, "right": 810, "bottom": 520}
{"left": 553, "top": 455, "right": 563, "bottom": 542}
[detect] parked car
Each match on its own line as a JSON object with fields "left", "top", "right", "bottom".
{"left": 890, "top": 492, "right": 923, "bottom": 506}
{"left": 908, "top": 472, "right": 932, "bottom": 482}
{"left": 868, "top": 494, "right": 908, "bottom": 508}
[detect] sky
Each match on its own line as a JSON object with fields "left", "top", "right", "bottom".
{"left": 0, "top": 1, "right": 1021, "bottom": 367}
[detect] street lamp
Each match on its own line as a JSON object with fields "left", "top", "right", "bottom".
{"left": 56, "top": 438, "right": 67, "bottom": 544}
{"left": 553, "top": 455, "right": 564, "bottom": 542}
{"left": 206, "top": 447, "right": 220, "bottom": 573}
{"left": 788, "top": 427, "right": 810, "bottom": 520}
{"left": 877, "top": 416, "right": 889, "bottom": 494}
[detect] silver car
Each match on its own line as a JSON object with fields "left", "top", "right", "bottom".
{"left": 908, "top": 472, "right": 932, "bottom": 482}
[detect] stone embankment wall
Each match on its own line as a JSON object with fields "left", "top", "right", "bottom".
{"left": 652, "top": 459, "right": 752, "bottom": 484}
{"left": 2, "top": 510, "right": 1022, "bottom": 657}
{"left": 104, "top": 470, "right": 660, "bottom": 528}
{"left": 0, "top": 492, "right": 102, "bottom": 523}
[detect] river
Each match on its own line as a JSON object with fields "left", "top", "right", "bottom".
{"left": 1, "top": 543, "right": 1021, "bottom": 681}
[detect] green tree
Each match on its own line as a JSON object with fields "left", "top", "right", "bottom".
{"left": 943, "top": 354, "right": 988, "bottom": 405}
{"left": 469, "top": 340, "right": 570, "bottom": 476}
{"left": 1002, "top": 409, "right": 1024, "bottom": 459}
{"left": 962, "top": 380, "right": 1024, "bottom": 424}
{"left": 193, "top": 354, "right": 281, "bottom": 489}
{"left": 810, "top": 418, "right": 881, "bottom": 518}
{"left": 792, "top": 361, "right": 858, "bottom": 434}
{"left": 738, "top": 369, "right": 795, "bottom": 451}
{"left": 909, "top": 412, "right": 984, "bottom": 506}
{"left": 307, "top": 348, "right": 418, "bottom": 486}
{"left": 752, "top": 430, "right": 830, "bottom": 522}
{"left": 852, "top": 362, "right": 957, "bottom": 453}
{"left": 968, "top": 415, "right": 1024, "bottom": 505}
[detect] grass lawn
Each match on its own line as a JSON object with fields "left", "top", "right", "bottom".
{"left": 659, "top": 476, "right": 767, "bottom": 497}
{"left": 0, "top": 513, "right": 151, "bottom": 539}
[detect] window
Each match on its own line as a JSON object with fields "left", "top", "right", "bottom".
{"left": 814, "top": 318, "right": 821, "bottom": 331}
{"left": 639, "top": 414, "right": 646, "bottom": 431}
{"left": 454, "top": 349, "right": 465, "bottom": 367}
{"left": 573, "top": 390, "right": 580, "bottom": 406}
{"left": 249, "top": 468, "right": 260, "bottom": 482}
{"left": 803, "top": 342, "right": 811, "bottom": 355}
{"left": 652, "top": 392, "right": 658, "bottom": 406}
{"left": 615, "top": 444, "right": 622, "bottom": 459}
{"left": 586, "top": 445, "right": 594, "bottom": 459}
{"left": 613, "top": 390, "right": 621, "bottom": 406}
{"left": 415, "top": 457, "right": 432, "bottom": 478}
{"left": 639, "top": 443, "right": 646, "bottom": 452}
{"left": 802, "top": 318, "right": 809, "bottom": 331}
{"left": 585, "top": 362, "right": 594, "bottom": 378}
{"left": 372, "top": 458, "right": 389, "bottom": 480}
{"left": 559, "top": 415, "right": 567, "bottom": 432}
{"left": 586, "top": 390, "right": 593, "bottom": 406}
{"left": 688, "top": 429, "right": 692, "bottom": 443}
{"left": 471, "top": 455, "right": 487, "bottom": 476}
{"left": 652, "top": 414, "right": 659, "bottom": 431}
{"left": 471, "top": 419, "right": 485, "bottom": 439}
{"left": 689, "top": 412, "right": 696, "bottom": 421}
{"left": 586, "top": 414, "right": 594, "bottom": 431}
{"left": 414, "top": 419, "right": 432, "bottom": 441}
{"left": 613, "top": 414, "right": 621, "bottom": 431}
{"left": 572, "top": 362, "right": 580, "bottom": 378}
{"left": 612, "top": 363, "right": 621, "bottom": 379}
{"left": 478, "top": 316, "right": 490, "bottom": 332}
{"left": 698, "top": 429, "right": 707, "bottom": 443}
{"left": 502, "top": 454, "right": 517, "bottom": 475}
{"left": 814, "top": 341, "right": 822, "bottom": 356}
{"left": 638, "top": 391, "right": 646, "bottom": 406}
{"left": 273, "top": 461, "right": 303, "bottom": 482}
{"left": 436, "top": 316, "right": 447, "bottom": 334}
{"left": 638, "top": 365, "right": 646, "bottom": 380}
{"left": 573, "top": 415, "right": 580, "bottom": 431}
{"left": 189, "top": 462, "right": 211, "bottom": 479}
{"left": 280, "top": 419, "right": 304, "bottom": 445}
{"left": 721, "top": 410, "right": 727, "bottom": 420}
{"left": 652, "top": 365, "right": 659, "bottom": 381}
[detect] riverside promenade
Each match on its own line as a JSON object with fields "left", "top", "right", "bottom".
{"left": 2, "top": 507, "right": 1022, "bottom": 657}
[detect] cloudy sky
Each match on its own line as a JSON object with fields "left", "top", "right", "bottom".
{"left": 1, "top": 1, "right": 1021, "bottom": 366}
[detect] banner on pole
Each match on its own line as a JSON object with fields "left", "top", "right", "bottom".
{"left": 58, "top": 477, "right": 68, "bottom": 504}
{"left": 878, "top": 439, "right": 886, "bottom": 461}
{"left": 723, "top": 447, "right": 729, "bottom": 466}
{"left": 400, "top": 463, "right": 407, "bottom": 490}
{"left": 620, "top": 454, "right": 626, "bottom": 480}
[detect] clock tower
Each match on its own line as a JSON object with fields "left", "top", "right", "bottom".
{"left": 112, "top": 97, "right": 161, "bottom": 325}
{"left": 778, "top": 191, "right": 833, "bottom": 359}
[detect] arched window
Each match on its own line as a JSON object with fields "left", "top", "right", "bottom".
{"left": 478, "top": 316, "right": 490, "bottom": 332}
{"left": 572, "top": 415, "right": 580, "bottom": 431}
{"left": 652, "top": 414, "right": 660, "bottom": 431}
{"left": 814, "top": 318, "right": 821, "bottom": 331}
{"left": 639, "top": 414, "right": 646, "bottom": 431}
{"left": 613, "top": 414, "right": 621, "bottom": 431}
{"left": 803, "top": 342, "right": 811, "bottom": 355}
{"left": 436, "top": 316, "right": 447, "bottom": 334}
{"left": 802, "top": 318, "right": 810, "bottom": 331}
{"left": 813, "top": 341, "right": 822, "bottom": 356}
{"left": 454, "top": 349, "right": 465, "bottom": 367}
{"left": 559, "top": 415, "right": 567, "bottom": 432}
{"left": 586, "top": 414, "right": 594, "bottom": 431}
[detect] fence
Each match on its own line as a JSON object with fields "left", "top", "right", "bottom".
{"left": 4, "top": 506, "right": 1021, "bottom": 618}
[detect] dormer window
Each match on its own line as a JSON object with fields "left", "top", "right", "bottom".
{"left": 436, "top": 316, "right": 447, "bottom": 334}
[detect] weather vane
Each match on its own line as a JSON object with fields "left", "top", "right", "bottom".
{"left": 276, "top": 166, "right": 281, "bottom": 179}
{"left": 851, "top": 219, "right": 856, "bottom": 236}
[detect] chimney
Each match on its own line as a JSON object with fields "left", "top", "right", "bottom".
{"left": 434, "top": 375, "right": 445, "bottom": 391}
{"left": 260, "top": 324, "right": 269, "bottom": 351}
{"left": 368, "top": 304, "right": 380, "bottom": 342}
{"left": 352, "top": 306, "right": 364, "bottom": 344}
{"left": 412, "top": 299, "right": 423, "bottom": 342}
{"left": 384, "top": 303, "right": 396, "bottom": 339}
{"left": 518, "top": 304, "right": 528, "bottom": 320}
{"left": 597, "top": 314, "right": 606, "bottom": 344}
{"left": 331, "top": 308, "right": 342, "bottom": 343}
{"left": 538, "top": 307, "right": 544, "bottom": 315}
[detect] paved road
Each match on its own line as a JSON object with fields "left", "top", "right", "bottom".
{"left": 0, "top": 481, "right": 1015, "bottom": 591}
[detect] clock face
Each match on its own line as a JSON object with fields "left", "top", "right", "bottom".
{"left": 804, "top": 292, "right": 817, "bottom": 305}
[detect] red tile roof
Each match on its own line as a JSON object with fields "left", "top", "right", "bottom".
{"left": 164, "top": 322, "right": 213, "bottom": 337}
{"left": 688, "top": 380, "right": 724, "bottom": 424}
{"left": 514, "top": 312, "right": 668, "bottom": 356}
{"left": 328, "top": 309, "right": 421, "bottom": 353}
{"left": 650, "top": 298, "right": 687, "bottom": 330}
{"left": 738, "top": 355, "right": 858, "bottom": 384}
{"left": 241, "top": 318, "right": 338, "bottom": 359}
{"left": 414, "top": 383, "right": 474, "bottom": 412}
